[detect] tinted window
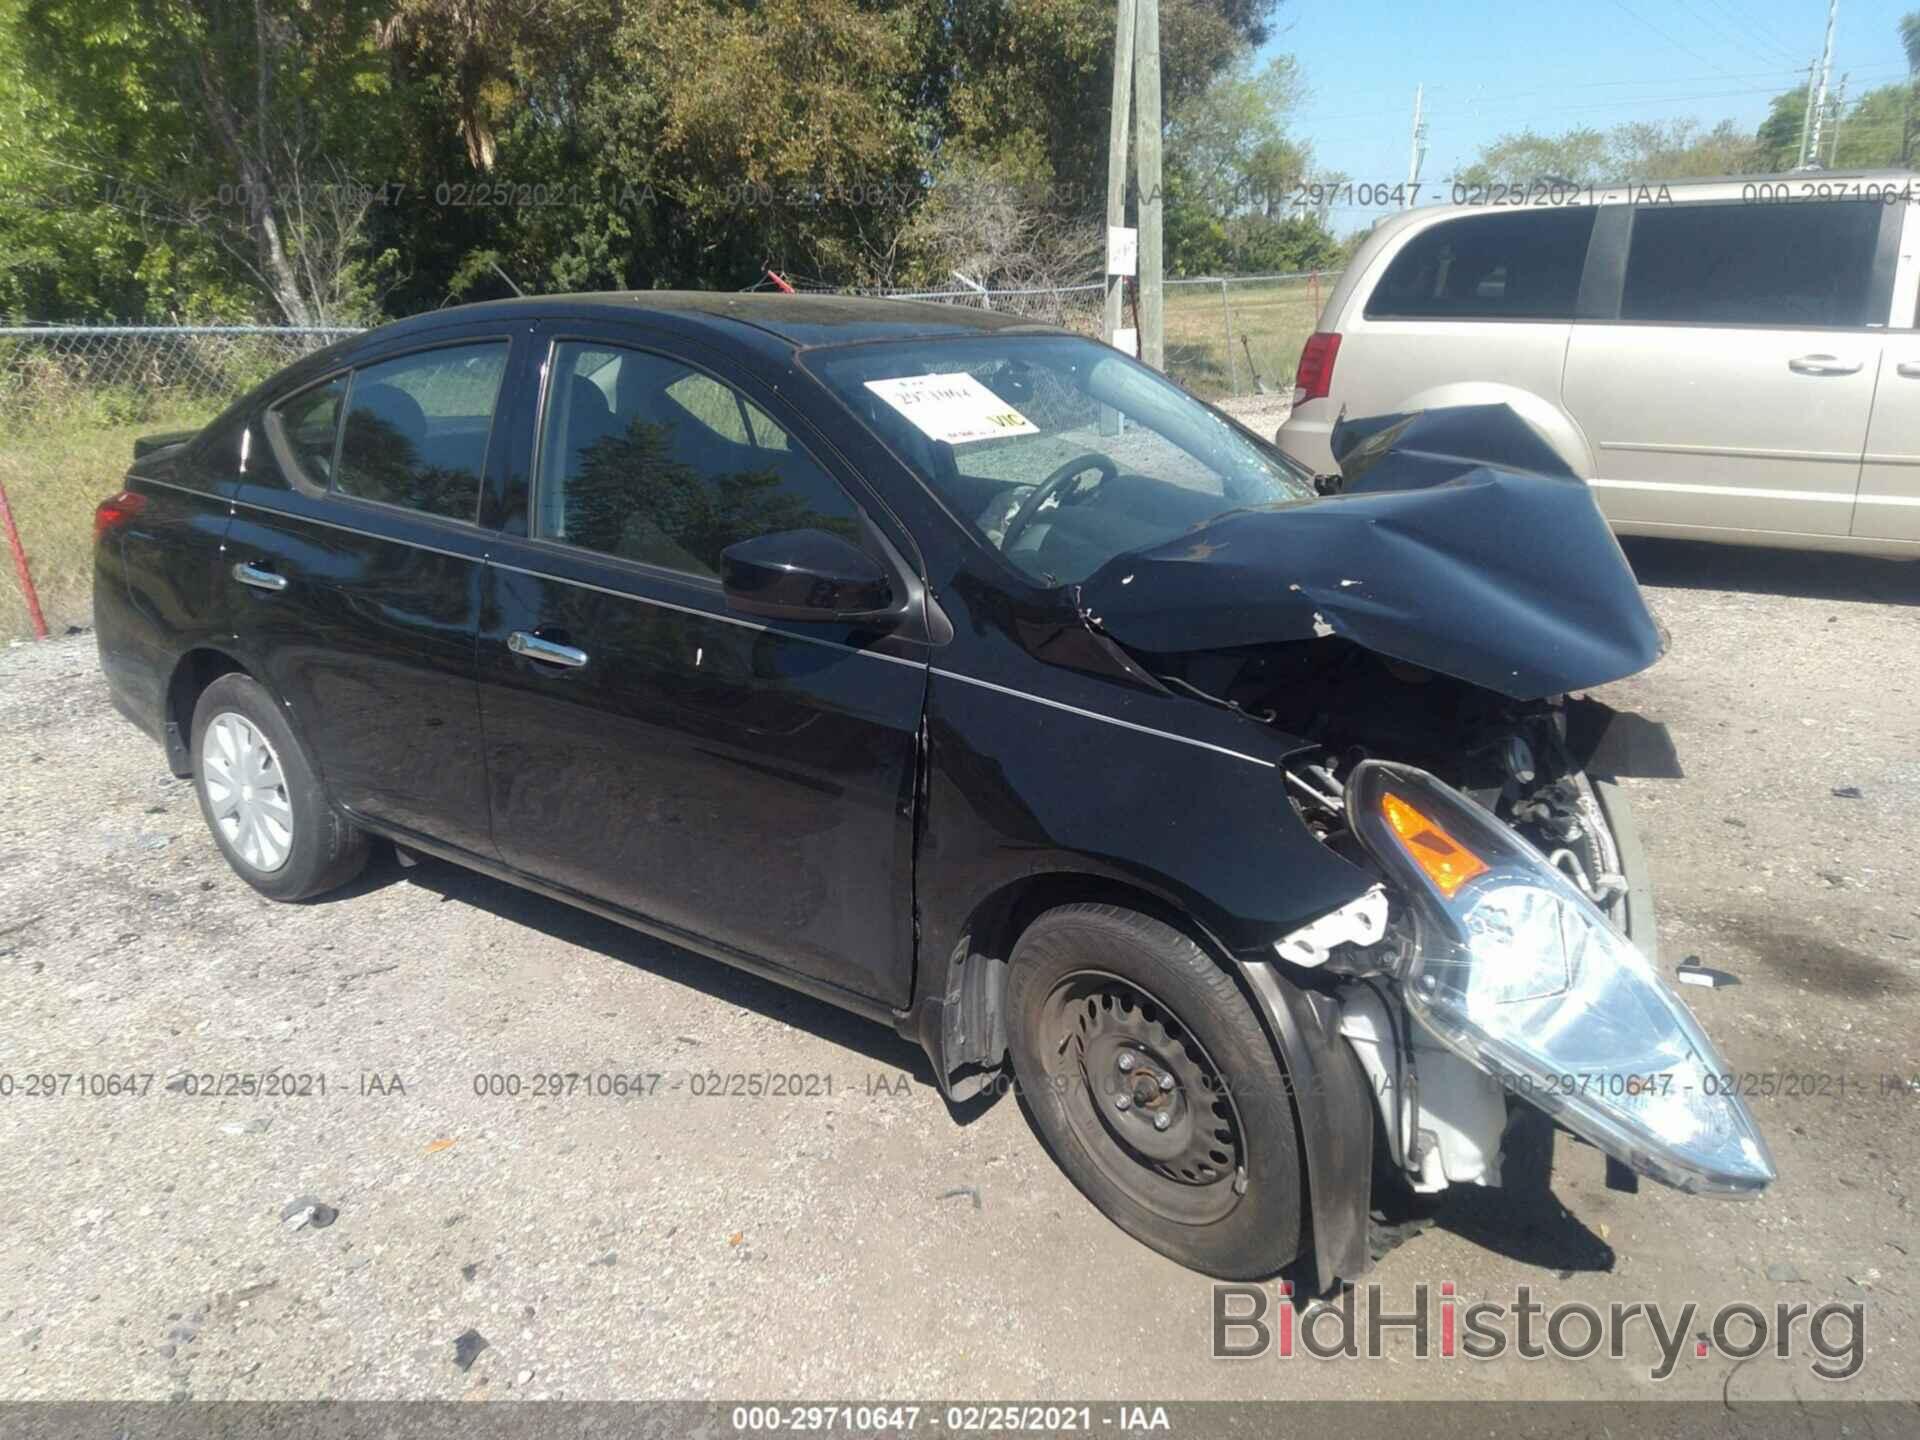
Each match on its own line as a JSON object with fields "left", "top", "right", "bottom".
{"left": 1622, "top": 201, "right": 1879, "bottom": 327}
{"left": 269, "top": 375, "right": 347, "bottom": 487}
{"left": 535, "top": 343, "right": 863, "bottom": 579}
{"left": 1365, "top": 209, "right": 1596, "bottom": 320}
{"left": 335, "top": 343, "right": 507, "bottom": 520}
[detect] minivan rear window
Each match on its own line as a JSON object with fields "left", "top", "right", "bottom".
{"left": 1620, "top": 200, "right": 1879, "bottom": 328}
{"left": 1364, "top": 208, "right": 1596, "bottom": 321}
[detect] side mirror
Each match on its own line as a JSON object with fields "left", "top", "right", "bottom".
{"left": 720, "top": 529, "right": 895, "bottom": 624}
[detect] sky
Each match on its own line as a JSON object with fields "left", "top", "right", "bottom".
{"left": 1260, "top": 0, "right": 1918, "bottom": 230}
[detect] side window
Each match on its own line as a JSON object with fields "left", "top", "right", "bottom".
{"left": 535, "top": 341, "right": 863, "bottom": 580}
{"left": 335, "top": 342, "right": 508, "bottom": 520}
{"left": 665, "top": 372, "right": 791, "bottom": 451}
{"left": 1364, "top": 209, "right": 1596, "bottom": 321}
{"left": 1622, "top": 201, "right": 1879, "bottom": 327}
{"left": 267, "top": 375, "right": 347, "bottom": 488}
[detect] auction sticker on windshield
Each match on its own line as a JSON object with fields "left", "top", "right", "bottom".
{"left": 864, "top": 373, "right": 1038, "bottom": 444}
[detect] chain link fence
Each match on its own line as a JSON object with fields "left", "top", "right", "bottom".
{"left": 0, "top": 283, "right": 1333, "bottom": 638}
{"left": 824, "top": 271, "right": 1336, "bottom": 403}
{"left": 0, "top": 325, "right": 361, "bottom": 434}
{"left": 0, "top": 325, "right": 361, "bottom": 639}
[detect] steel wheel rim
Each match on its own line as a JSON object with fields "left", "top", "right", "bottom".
{"left": 201, "top": 711, "right": 294, "bottom": 873}
{"left": 1039, "top": 969, "right": 1248, "bottom": 1226}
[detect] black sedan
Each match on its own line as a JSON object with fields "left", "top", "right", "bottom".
{"left": 93, "top": 293, "right": 1773, "bottom": 1289}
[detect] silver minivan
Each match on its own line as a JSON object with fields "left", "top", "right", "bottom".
{"left": 1276, "top": 171, "right": 1920, "bottom": 557}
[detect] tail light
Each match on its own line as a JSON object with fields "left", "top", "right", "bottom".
{"left": 94, "top": 489, "right": 146, "bottom": 542}
{"left": 1292, "top": 331, "right": 1342, "bottom": 406}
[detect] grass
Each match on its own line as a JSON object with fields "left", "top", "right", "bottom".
{"left": 0, "top": 404, "right": 217, "bottom": 640}
{"left": 1163, "top": 277, "right": 1327, "bottom": 401}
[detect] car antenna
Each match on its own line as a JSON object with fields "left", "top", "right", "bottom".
{"left": 490, "top": 261, "right": 526, "bottom": 297}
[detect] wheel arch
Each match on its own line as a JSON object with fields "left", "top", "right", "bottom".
{"left": 1393, "top": 380, "right": 1596, "bottom": 478}
{"left": 163, "top": 646, "right": 255, "bottom": 776}
{"left": 912, "top": 869, "right": 1374, "bottom": 1294}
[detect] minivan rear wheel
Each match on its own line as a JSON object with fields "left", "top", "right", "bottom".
{"left": 1006, "top": 904, "right": 1304, "bottom": 1278}
{"left": 191, "top": 673, "right": 367, "bottom": 901}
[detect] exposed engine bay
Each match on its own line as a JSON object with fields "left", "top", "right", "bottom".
{"left": 1143, "top": 636, "right": 1630, "bottom": 935}
{"left": 1132, "top": 634, "right": 1648, "bottom": 1198}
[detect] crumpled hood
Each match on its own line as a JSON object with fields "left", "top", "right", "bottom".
{"left": 1078, "top": 405, "right": 1666, "bottom": 700}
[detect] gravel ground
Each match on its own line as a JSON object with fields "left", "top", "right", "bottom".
{"left": 1, "top": 537, "right": 1916, "bottom": 1405}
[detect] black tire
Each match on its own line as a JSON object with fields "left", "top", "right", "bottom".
{"left": 1005, "top": 904, "right": 1304, "bottom": 1278}
{"left": 190, "top": 672, "right": 367, "bottom": 901}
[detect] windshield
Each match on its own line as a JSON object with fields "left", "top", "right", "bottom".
{"left": 807, "top": 335, "right": 1315, "bottom": 585}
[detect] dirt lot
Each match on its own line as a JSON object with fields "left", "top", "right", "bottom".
{"left": 0, "top": 538, "right": 1916, "bottom": 1405}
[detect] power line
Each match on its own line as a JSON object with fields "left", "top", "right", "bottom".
{"left": 1675, "top": 0, "right": 1801, "bottom": 72}
{"left": 1696, "top": 0, "right": 1805, "bottom": 67}
{"left": 1609, "top": 0, "right": 1746, "bottom": 80}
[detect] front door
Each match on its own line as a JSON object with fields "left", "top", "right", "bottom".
{"left": 1563, "top": 198, "right": 1892, "bottom": 538}
{"left": 476, "top": 331, "right": 926, "bottom": 1006}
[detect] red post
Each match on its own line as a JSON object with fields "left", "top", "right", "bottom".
{"left": 0, "top": 475, "right": 49, "bottom": 640}
{"left": 766, "top": 270, "right": 795, "bottom": 294}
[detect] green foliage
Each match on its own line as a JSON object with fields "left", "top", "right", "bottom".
{"left": 1, "top": 0, "right": 1316, "bottom": 321}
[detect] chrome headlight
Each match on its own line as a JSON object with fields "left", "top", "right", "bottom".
{"left": 1346, "top": 760, "right": 1775, "bottom": 1197}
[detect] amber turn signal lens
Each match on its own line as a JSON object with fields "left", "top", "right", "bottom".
{"left": 1380, "top": 791, "right": 1490, "bottom": 899}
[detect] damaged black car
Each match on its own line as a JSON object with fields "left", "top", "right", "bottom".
{"left": 94, "top": 295, "right": 1774, "bottom": 1291}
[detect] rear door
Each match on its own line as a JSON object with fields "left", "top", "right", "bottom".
{"left": 228, "top": 332, "right": 513, "bottom": 856}
{"left": 1562, "top": 198, "right": 1895, "bottom": 538}
{"left": 476, "top": 326, "right": 927, "bottom": 1006}
{"left": 107, "top": 418, "right": 245, "bottom": 729}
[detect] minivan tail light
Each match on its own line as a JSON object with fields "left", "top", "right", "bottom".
{"left": 94, "top": 489, "right": 146, "bottom": 542}
{"left": 1293, "top": 331, "right": 1341, "bottom": 406}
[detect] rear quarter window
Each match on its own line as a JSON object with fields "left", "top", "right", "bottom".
{"left": 1364, "top": 208, "right": 1597, "bottom": 321}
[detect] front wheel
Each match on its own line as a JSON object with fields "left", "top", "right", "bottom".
{"left": 1005, "top": 904, "right": 1305, "bottom": 1278}
{"left": 191, "top": 672, "right": 367, "bottom": 901}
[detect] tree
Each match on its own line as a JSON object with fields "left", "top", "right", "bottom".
{"left": 5, "top": 0, "right": 404, "bottom": 324}
{"left": 1901, "top": 10, "right": 1920, "bottom": 162}
{"left": 1455, "top": 118, "right": 1767, "bottom": 188}
{"left": 0, "top": 0, "right": 1301, "bottom": 317}
{"left": 1451, "top": 128, "right": 1612, "bottom": 188}
{"left": 1161, "top": 51, "right": 1331, "bottom": 275}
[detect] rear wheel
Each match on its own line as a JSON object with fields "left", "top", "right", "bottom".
{"left": 191, "top": 673, "right": 367, "bottom": 901}
{"left": 1006, "top": 904, "right": 1304, "bottom": 1278}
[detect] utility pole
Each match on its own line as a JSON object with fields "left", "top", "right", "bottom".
{"left": 1102, "top": 0, "right": 1137, "bottom": 353}
{"left": 1133, "top": 0, "right": 1164, "bottom": 371}
{"left": 1103, "top": 0, "right": 1162, "bottom": 370}
{"left": 1797, "top": 58, "right": 1818, "bottom": 167}
{"left": 1406, "top": 84, "right": 1428, "bottom": 203}
{"left": 1829, "top": 73, "right": 1850, "bottom": 165}
{"left": 1806, "top": 0, "right": 1840, "bottom": 167}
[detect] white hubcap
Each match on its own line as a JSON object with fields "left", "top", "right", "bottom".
{"left": 202, "top": 712, "right": 294, "bottom": 873}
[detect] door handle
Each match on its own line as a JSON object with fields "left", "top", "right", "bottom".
{"left": 508, "top": 631, "right": 589, "bottom": 669}
{"left": 232, "top": 561, "right": 288, "bottom": 593}
{"left": 1788, "top": 354, "right": 1863, "bottom": 376}
{"left": 1897, "top": 361, "right": 1920, "bottom": 378}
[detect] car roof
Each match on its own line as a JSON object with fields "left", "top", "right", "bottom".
{"left": 369, "top": 290, "right": 1055, "bottom": 351}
